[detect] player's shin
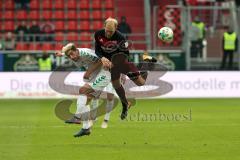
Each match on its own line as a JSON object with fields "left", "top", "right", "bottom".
{"left": 114, "top": 85, "right": 128, "bottom": 108}
{"left": 76, "top": 95, "right": 91, "bottom": 129}
{"left": 104, "top": 99, "right": 114, "bottom": 121}
{"left": 91, "top": 98, "right": 99, "bottom": 121}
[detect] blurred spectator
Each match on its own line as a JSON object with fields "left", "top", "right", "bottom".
{"left": 118, "top": 16, "right": 132, "bottom": 39}
{"left": 190, "top": 23, "right": 200, "bottom": 57}
{"left": 14, "top": 54, "right": 38, "bottom": 71}
{"left": 177, "top": 0, "right": 187, "bottom": 6}
{"left": 235, "top": 0, "right": 240, "bottom": 7}
{"left": 15, "top": 21, "right": 29, "bottom": 42}
{"left": 29, "top": 21, "right": 41, "bottom": 42}
{"left": 14, "top": 0, "right": 30, "bottom": 11}
{"left": 38, "top": 52, "right": 52, "bottom": 71}
{"left": 5, "top": 32, "right": 16, "bottom": 50}
{"left": 191, "top": 16, "right": 206, "bottom": 60}
{"left": 220, "top": 26, "right": 238, "bottom": 70}
{"left": 40, "top": 21, "right": 55, "bottom": 42}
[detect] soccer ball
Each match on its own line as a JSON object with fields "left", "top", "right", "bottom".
{"left": 158, "top": 27, "right": 174, "bottom": 43}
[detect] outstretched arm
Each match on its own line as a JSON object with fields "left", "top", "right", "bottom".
{"left": 94, "top": 33, "right": 103, "bottom": 58}
{"left": 55, "top": 51, "right": 64, "bottom": 57}
{"left": 94, "top": 32, "right": 112, "bottom": 69}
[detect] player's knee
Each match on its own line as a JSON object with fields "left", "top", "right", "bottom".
{"left": 79, "top": 88, "right": 84, "bottom": 95}
{"left": 134, "top": 79, "right": 145, "bottom": 86}
{"left": 79, "top": 87, "right": 88, "bottom": 95}
{"left": 107, "top": 93, "right": 114, "bottom": 101}
{"left": 136, "top": 76, "right": 146, "bottom": 86}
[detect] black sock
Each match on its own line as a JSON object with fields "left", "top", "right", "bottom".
{"left": 140, "top": 61, "right": 155, "bottom": 71}
{"left": 114, "top": 85, "right": 128, "bottom": 109}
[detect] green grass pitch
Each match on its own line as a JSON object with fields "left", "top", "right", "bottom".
{"left": 0, "top": 98, "right": 240, "bottom": 160}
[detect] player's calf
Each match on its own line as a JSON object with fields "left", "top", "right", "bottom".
{"left": 120, "top": 101, "right": 132, "bottom": 120}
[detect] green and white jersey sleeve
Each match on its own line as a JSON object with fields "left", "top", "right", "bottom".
{"left": 73, "top": 48, "right": 99, "bottom": 69}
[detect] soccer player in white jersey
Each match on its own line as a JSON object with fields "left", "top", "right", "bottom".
{"left": 90, "top": 83, "right": 116, "bottom": 129}
{"left": 65, "top": 83, "right": 115, "bottom": 129}
{"left": 55, "top": 43, "right": 115, "bottom": 137}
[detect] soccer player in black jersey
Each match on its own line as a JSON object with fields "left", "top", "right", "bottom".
{"left": 94, "top": 18, "right": 156, "bottom": 120}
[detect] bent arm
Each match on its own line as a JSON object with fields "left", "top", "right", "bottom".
{"left": 84, "top": 60, "right": 102, "bottom": 80}
{"left": 94, "top": 33, "right": 103, "bottom": 58}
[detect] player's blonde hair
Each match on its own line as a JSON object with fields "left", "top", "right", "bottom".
{"left": 61, "top": 43, "right": 76, "bottom": 55}
{"left": 104, "top": 17, "right": 118, "bottom": 29}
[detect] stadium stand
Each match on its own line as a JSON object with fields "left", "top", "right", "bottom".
{"left": 116, "top": 0, "right": 147, "bottom": 49}
{"left": 1, "top": 0, "right": 115, "bottom": 50}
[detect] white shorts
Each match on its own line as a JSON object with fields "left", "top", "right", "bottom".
{"left": 105, "top": 83, "right": 115, "bottom": 95}
{"left": 88, "top": 68, "right": 111, "bottom": 93}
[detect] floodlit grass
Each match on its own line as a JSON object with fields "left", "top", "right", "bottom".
{"left": 0, "top": 99, "right": 240, "bottom": 160}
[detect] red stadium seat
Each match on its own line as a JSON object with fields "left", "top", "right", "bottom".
{"left": 30, "top": 0, "right": 39, "bottom": 9}
{"left": 105, "top": 0, "right": 113, "bottom": 9}
{"left": 5, "top": 11, "right": 14, "bottom": 20}
{"left": 80, "top": 43, "right": 92, "bottom": 48}
{"left": 67, "top": 10, "right": 77, "bottom": 20}
{"left": 92, "top": 21, "right": 103, "bottom": 31}
{"left": 28, "top": 11, "right": 40, "bottom": 20}
{"left": 92, "top": 10, "right": 102, "bottom": 20}
{"left": 0, "top": 1, "right": 3, "bottom": 9}
{"left": 104, "top": 10, "right": 114, "bottom": 18}
{"left": 67, "top": 32, "right": 78, "bottom": 41}
{"left": 67, "top": 0, "right": 77, "bottom": 9}
{"left": 4, "top": 21, "right": 14, "bottom": 31}
{"left": 79, "top": 0, "right": 89, "bottom": 9}
{"left": 55, "top": 43, "right": 64, "bottom": 50}
{"left": 42, "top": 11, "right": 52, "bottom": 20}
{"left": 55, "top": 21, "right": 65, "bottom": 31}
{"left": 42, "top": 1, "right": 52, "bottom": 9}
{"left": 55, "top": 32, "right": 64, "bottom": 41}
{"left": 16, "top": 43, "right": 28, "bottom": 50}
{"left": 55, "top": 11, "right": 64, "bottom": 20}
{"left": 55, "top": 0, "right": 64, "bottom": 9}
{"left": 42, "top": 43, "right": 53, "bottom": 51}
{"left": 17, "top": 10, "right": 27, "bottom": 20}
{"left": 92, "top": 0, "right": 101, "bottom": 9}
{"left": 79, "top": 21, "right": 90, "bottom": 31}
{"left": 5, "top": 0, "right": 14, "bottom": 9}
{"left": 29, "top": 43, "right": 41, "bottom": 50}
{"left": 79, "top": 32, "right": 91, "bottom": 41}
{"left": 78, "top": 11, "right": 90, "bottom": 20}
{"left": 68, "top": 21, "right": 78, "bottom": 31}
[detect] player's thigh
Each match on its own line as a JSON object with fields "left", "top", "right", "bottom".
{"left": 111, "top": 66, "right": 121, "bottom": 82}
{"left": 106, "top": 83, "right": 115, "bottom": 101}
{"left": 79, "top": 83, "right": 95, "bottom": 95}
{"left": 111, "top": 78, "right": 122, "bottom": 89}
{"left": 111, "top": 52, "right": 137, "bottom": 74}
{"left": 123, "top": 61, "right": 139, "bottom": 74}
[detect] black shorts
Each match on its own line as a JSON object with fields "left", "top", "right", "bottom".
{"left": 110, "top": 53, "right": 139, "bottom": 81}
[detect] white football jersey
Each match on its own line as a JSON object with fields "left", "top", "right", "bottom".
{"left": 73, "top": 48, "right": 99, "bottom": 69}
{"left": 72, "top": 48, "right": 104, "bottom": 81}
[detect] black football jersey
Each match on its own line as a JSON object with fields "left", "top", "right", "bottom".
{"left": 94, "top": 29, "right": 130, "bottom": 61}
